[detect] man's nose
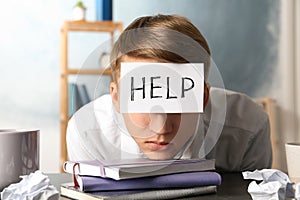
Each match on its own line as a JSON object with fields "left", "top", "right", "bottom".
{"left": 149, "top": 113, "right": 172, "bottom": 134}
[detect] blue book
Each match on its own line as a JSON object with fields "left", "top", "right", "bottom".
{"left": 77, "top": 84, "right": 91, "bottom": 107}
{"left": 95, "top": 0, "right": 103, "bottom": 21}
{"left": 95, "top": 0, "right": 112, "bottom": 21}
{"left": 68, "top": 83, "right": 81, "bottom": 116}
{"left": 76, "top": 171, "right": 221, "bottom": 192}
{"left": 102, "top": 0, "right": 112, "bottom": 20}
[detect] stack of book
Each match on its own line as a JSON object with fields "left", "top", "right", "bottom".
{"left": 61, "top": 158, "right": 221, "bottom": 199}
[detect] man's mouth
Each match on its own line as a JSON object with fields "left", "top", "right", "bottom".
{"left": 145, "top": 141, "right": 170, "bottom": 151}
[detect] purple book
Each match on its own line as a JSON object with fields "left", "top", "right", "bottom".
{"left": 77, "top": 171, "right": 221, "bottom": 192}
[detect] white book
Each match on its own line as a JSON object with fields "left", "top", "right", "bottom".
{"left": 63, "top": 158, "right": 215, "bottom": 180}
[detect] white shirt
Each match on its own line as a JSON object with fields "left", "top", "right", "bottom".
{"left": 66, "top": 87, "right": 272, "bottom": 172}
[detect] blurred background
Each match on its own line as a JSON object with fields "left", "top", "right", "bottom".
{"left": 0, "top": 0, "right": 299, "bottom": 172}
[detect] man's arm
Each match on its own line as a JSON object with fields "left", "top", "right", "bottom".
{"left": 241, "top": 117, "right": 272, "bottom": 171}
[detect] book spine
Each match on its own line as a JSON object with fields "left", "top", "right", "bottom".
{"left": 77, "top": 84, "right": 91, "bottom": 107}
{"left": 68, "top": 83, "right": 80, "bottom": 116}
{"left": 61, "top": 184, "right": 217, "bottom": 200}
{"left": 63, "top": 161, "right": 106, "bottom": 177}
{"left": 96, "top": 0, "right": 112, "bottom": 21}
{"left": 95, "top": 0, "right": 103, "bottom": 21}
{"left": 102, "top": 0, "right": 112, "bottom": 20}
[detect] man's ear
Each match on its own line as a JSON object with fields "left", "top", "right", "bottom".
{"left": 110, "top": 82, "right": 120, "bottom": 112}
{"left": 203, "top": 83, "right": 210, "bottom": 109}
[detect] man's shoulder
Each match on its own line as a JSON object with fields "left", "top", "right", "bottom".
{"left": 93, "top": 94, "right": 113, "bottom": 108}
{"left": 207, "top": 88, "right": 268, "bottom": 133}
{"left": 68, "top": 94, "right": 114, "bottom": 130}
{"left": 74, "top": 94, "right": 112, "bottom": 115}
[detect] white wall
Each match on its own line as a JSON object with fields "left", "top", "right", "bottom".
{"left": 114, "top": 0, "right": 280, "bottom": 98}
{"left": 0, "top": 0, "right": 98, "bottom": 172}
{"left": 274, "top": 0, "right": 300, "bottom": 170}
{"left": 296, "top": 0, "right": 300, "bottom": 143}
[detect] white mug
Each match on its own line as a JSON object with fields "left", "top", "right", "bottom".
{"left": 0, "top": 129, "right": 39, "bottom": 191}
{"left": 285, "top": 142, "right": 300, "bottom": 183}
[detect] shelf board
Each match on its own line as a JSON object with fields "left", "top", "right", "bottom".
{"left": 63, "top": 20, "right": 123, "bottom": 32}
{"left": 67, "top": 68, "right": 112, "bottom": 75}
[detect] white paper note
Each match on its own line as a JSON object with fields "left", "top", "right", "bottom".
{"left": 120, "top": 63, "right": 204, "bottom": 113}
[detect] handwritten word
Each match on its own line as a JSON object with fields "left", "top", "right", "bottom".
{"left": 130, "top": 76, "right": 194, "bottom": 101}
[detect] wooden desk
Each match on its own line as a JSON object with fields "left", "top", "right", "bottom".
{"left": 48, "top": 173, "right": 252, "bottom": 200}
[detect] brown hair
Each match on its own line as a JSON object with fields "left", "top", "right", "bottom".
{"left": 110, "top": 14, "right": 211, "bottom": 82}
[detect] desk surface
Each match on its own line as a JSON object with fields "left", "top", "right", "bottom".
{"left": 48, "top": 173, "right": 252, "bottom": 200}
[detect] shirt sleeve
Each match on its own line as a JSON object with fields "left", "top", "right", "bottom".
{"left": 66, "top": 116, "right": 95, "bottom": 161}
{"left": 240, "top": 117, "right": 272, "bottom": 171}
{"left": 66, "top": 95, "right": 122, "bottom": 162}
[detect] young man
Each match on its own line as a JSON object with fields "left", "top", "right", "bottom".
{"left": 67, "top": 14, "right": 272, "bottom": 171}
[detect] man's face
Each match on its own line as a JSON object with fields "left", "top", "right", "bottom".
{"left": 110, "top": 56, "right": 200, "bottom": 160}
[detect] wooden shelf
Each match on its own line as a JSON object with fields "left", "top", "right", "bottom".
{"left": 59, "top": 20, "right": 122, "bottom": 172}
{"left": 67, "top": 68, "right": 112, "bottom": 75}
{"left": 62, "top": 20, "right": 123, "bottom": 33}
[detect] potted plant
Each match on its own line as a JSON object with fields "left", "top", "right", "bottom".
{"left": 72, "top": 1, "right": 86, "bottom": 21}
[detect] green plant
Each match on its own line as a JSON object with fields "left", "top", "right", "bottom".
{"left": 75, "top": 1, "right": 86, "bottom": 9}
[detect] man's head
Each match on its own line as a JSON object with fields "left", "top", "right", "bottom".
{"left": 110, "top": 14, "right": 211, "bottom": 82}
{"left": 109, "top": 14, "right": 211, "bottom": 160}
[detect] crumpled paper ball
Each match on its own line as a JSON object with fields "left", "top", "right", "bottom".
{"left": 243, "top": 169, "right": 300, "bottom": 200}
{"left": 1, "top": 170, "right": 59, "bottom": 200}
